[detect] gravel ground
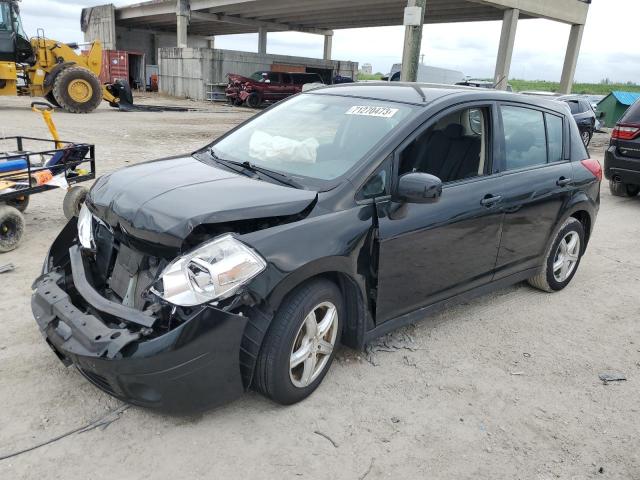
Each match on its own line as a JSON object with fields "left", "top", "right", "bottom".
{"left": 0, "top": 95, "right": 638, "bottom": 480}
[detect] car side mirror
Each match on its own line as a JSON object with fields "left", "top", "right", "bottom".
{"left": 394, "top": 172, "right": 442, "bottom": 204}
{"left": 264, "top": 79, "right": 271, "bottom": 83}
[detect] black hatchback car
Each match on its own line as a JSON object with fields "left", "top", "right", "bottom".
{"left": 32, "top": 83, "right": 601, "bottom": 411}
{"left": 605, "top": 98, "right": 640, "bottom": 197}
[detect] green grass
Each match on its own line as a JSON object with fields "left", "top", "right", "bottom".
{"left": 509, "top": 79, "right": 640, "bottom": 95}
{"left": 357, "top": 73, "right": 384, "bottom": 81}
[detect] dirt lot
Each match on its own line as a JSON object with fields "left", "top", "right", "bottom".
{"left": 0, "top": 95, "right": 638, "bottom": 480}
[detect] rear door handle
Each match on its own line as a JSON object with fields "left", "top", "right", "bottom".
{"left": 556, "top": 177, "right": 573, "bottom": 187}
{"left": 480, "top": 194, "right": 503, "bottom": 207}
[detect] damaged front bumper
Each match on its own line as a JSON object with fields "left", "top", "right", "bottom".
{"left": 32, "top": 239, "right": 249, "bottom": 412}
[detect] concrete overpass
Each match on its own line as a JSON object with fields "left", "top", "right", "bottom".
{"left": 83, "top": 0, "right": 591, "bottom": 93}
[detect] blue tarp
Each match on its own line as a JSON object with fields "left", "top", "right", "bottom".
{"left": 611, "top": 91, "right": 640, "bottom": 106}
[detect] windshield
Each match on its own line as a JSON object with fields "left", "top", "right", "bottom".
{"left": 211, "top": 93, "right": 416, "bottom": 182}
{"left": 0, "top": 3, "right": 10, "bottom": 31}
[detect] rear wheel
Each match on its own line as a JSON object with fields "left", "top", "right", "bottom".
{"left": 528, "top": 217, "right": 585, "bottom": 292}
{"left": 63, "top": 185, "right": 89, "bottom": 220}
{"left": 253, "top": 279, "right": 342, "bottom": 405}
{"left": 609, "top": 180, "right": 639, "bottom": 197}
{"left": 0, "top": 205, "right": 25, "bottom": 253}
{"left": 52, "top": 67, "right": 103, "bottom": 114}
{"left": 44, "top": 91, "right": 60, "bottom": 108}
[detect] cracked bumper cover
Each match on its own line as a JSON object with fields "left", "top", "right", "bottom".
{"left": 31, "top": 246, "right": 249, "bottom": 412}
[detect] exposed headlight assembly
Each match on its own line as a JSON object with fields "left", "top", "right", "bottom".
{"left": 152, "top": 235, "right": 266, "bottom": 307}
{"left": 77, "top": 203, "right": 94, "bottom": 250}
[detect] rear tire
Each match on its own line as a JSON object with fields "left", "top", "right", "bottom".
{"left": 45, "top": 91, "right": 60, "bottom": 108}
{"left": 528, "top": 217, "right": 585, "bottom": 292}
{"left": 52, "top": 67, "right": 103, "bottom": 114}
{"left": 253, "top": 279, "right": 343, "bottom": 405}
{"left": 0, "top": 205, "right": 25, "bottom": 253}
{"left": 609, "top": 180, "right": 638, "bottom": 197}
{"left": 63, "top": 185, "right": 88, "bottom": 220}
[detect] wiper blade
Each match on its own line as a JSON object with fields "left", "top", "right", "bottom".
{"left": 240, "top": 161, "right": 303, "bottom": 189}
{"left": 209, "top": 149, "right": 302, "bottom": 189}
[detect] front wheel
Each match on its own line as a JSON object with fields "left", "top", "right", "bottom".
{"left": 253, "top": 279, "right": 342, "bottom": 405}
{"left": 52, "top": 67, "right": 103, "bottom": 114}
{"left": 245, "top": 92, "right": 261, "bottom": 108}
{"left": 528, "top": 217, "right": 585, "bottom": 292}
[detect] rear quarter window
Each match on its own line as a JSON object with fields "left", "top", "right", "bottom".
{"left": 620, "top": 99, "right": 640, "bottom": 124}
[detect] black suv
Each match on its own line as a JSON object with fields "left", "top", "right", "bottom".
{"left": 605, "top": 99, "right": 640, "bottom": 197}
{"left": 556, "top": 95, "right": 597, "bottom": 146}
{"left": 32, "top": 84, "right": 601, "bottom": 411}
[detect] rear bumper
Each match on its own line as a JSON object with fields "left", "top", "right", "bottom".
{"left": 32, "top": 243, "right": 248, "bottom": 412}
{"left": 604, "top": 146, "right": 640, "bottom": 184}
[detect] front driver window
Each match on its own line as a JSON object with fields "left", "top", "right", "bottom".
{"left": 399, "top": 107, "right": 489, "bottom": 183}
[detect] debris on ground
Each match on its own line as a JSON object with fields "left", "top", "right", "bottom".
{"left": 598, "top": 372, "right": 627, "bottom": 384}
{"left": 313, "top": 430, "right": 338, "bottom": 448}
{"left": 365, "top": 329, "right": 418, "bottom": 364}
{"left": 0, "top": 263, "right": 15, "bottom": 273}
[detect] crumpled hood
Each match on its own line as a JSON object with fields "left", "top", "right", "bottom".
{"left": 88, "top": 155, "right": 317, "bottom": 248}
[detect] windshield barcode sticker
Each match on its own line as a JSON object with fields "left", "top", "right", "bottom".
{"left": 345, "top": 106, "right": 399, "bottom": 118}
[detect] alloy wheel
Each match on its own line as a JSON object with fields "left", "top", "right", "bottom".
{"left": 553, "top": 231, "right": 580, "bottom": 282}
{"left": 289, "top": 301, "right": 339, "bottom": 388}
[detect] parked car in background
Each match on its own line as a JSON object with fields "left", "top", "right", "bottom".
{"left": 605, "top": 98, "right": 640, "bottom": 197}
{"left": 226, "top": 71, "right": 323, "bottom": 108}
{"left": 455, "top": 79, "right": 513, "bottom": 92}
{"left": 33, "top": 84, "right": 600, "bottom": 411}
{"left": 556, "top": 95, "right": 597, "bottom": 146}
{"left": 585, "top": 94, "right": 605, "bottom": 111}
{"left": 384, "top": 63, "right": 465, "bottom": 84}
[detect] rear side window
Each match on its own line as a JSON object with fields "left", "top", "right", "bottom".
{"left": 545, "top": 113, "right": 563, "bottom": 163}
{"left": 565, "top": 100, "right": 581, "bottom": 114}
{"left": 501, "top": 106, "right": 547, "bottom": 170}
{"left": 620, "top": 99, "right": 640, "bottom": 124}
{"left": 267, "top": 72, "right": 280, "bottom": 83}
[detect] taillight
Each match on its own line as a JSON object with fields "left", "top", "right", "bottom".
{"left": 581, "top": 158, "right": 602, "bottom": 182}
{"left": 611, "top": 124, "right": 640, "bottom": 140}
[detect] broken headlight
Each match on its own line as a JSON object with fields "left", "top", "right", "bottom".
{"left": 151, "top": 234, "right": 266, "bottom": 307}
{"left": 77, "top": 203, "right": 94, "bottom": 249}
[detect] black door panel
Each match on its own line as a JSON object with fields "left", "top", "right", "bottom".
{"left": 493, "top": 162, "right": 574, "bottom": 278}
{"left": 375, "top": 176, "right": 504, "bottom": 323}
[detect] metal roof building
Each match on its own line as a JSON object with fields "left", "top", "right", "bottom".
{"left": 82, "top": 0, "right": 591, "bottom": 98}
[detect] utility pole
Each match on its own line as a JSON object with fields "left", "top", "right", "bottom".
{"left": 400, "top": 0, "right": 427, "bottom": 82}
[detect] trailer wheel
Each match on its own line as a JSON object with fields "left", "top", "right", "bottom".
{"left": 52, "top": 67, "right": 103, "bottom": 114}
{"left": 0, "top": 205, "right": 25, "bottom": 253}
{"left": 63, "top": 185, "right": 89, "bottom": 220}
{"left": 7, "top": 195, "right": 29, "bottom": 213}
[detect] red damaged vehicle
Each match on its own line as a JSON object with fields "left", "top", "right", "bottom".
{"left": 226, "top": 71, "right": 323, "bottom": 108}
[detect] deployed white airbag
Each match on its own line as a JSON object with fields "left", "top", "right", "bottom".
{"left": 249, "top": 130, "right": 319, "bottom": 164}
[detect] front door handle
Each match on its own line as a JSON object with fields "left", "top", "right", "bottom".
{"left": 556, "top": 176, "right": 573, "bottom": 187}
{"left": 480, "top": 194, "right": 503, "bottom": 207}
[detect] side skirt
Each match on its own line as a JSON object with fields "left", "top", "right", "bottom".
{"left": 364, "top": 267, "right": 539, "bottom": 344}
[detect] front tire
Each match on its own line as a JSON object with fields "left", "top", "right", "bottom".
{"left": 528, "top": 217, "right": 585, "bottom": 292}
{"left": 245, "top": 92, "right": 261, "bottom": 108}
{"left": 254, "top": 279, "right": 343, "bottom": 405}
{"left": 52, "top": 67, "right": 103, "bottom": 114}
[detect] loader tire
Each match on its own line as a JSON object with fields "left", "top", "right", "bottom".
{"left": 45, "top": 92, "right": 60, "bottom": 108}
{"left": 52, "top": 67, "right": 102, "bottom": 114}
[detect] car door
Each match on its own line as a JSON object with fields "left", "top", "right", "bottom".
{"left": 492, "top": 104, "right": 575, "bottom": 279}
{"left": 374, "top": 103, "right": 505, "bottom": 323}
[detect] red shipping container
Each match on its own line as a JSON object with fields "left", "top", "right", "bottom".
{"left": 100, "top": 50, "right": 129, "bottom": 84}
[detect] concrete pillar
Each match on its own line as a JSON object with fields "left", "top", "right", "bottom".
{"left": 494, "top": 8, "right": 519, "bottom": 90}
{"left": 400, "top": 0, "right": 427, "bottom": 82}
{"left": 559, "top": 24, "right": 585, "bottom": 94}
{"left": 176, "top": 0, "right": 189, "bottom": 48}
{"left": 208, "top": 37, "right": 215, "bottom": 50}
{"left": 258, "top": 27, "right": 267, "bottom": 54}
{"left": 323, "top": 34, "right": 333, "bottom": 60}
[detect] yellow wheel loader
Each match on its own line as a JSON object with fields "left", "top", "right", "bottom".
{"left": 0, "top": 0, "right": 128, "bottom": 113}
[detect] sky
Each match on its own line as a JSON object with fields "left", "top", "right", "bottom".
{"left": 17, "top": 0, "right": 639, "bottom": 83}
